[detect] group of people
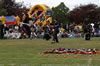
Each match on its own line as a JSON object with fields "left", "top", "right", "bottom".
{"left": 68, "top": 22, "right": 100, "bottom": 40}
{"left": 0, "top": 13, "right": 100, "bottom": 43}
{"left": 0, "top": 14, "right": 60, "bottom": 44}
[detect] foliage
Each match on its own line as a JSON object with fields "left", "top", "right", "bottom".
{"left": 0, "top": 0, "right": 8, "bottom": 16}
{"left": 0, "top": 8, "right": 8, "bottom": 16}
{"left": 52, "top": 2, "right": 69, "bottom": 24}
{"left": 1, "top": 0, "right": 29, "bottom": 19}
{"left": 69, "top": 4, "right": 100, "bottom": 24}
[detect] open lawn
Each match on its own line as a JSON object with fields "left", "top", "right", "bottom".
{"left": 0, "top": 38, "right": 100, "bottom": 66}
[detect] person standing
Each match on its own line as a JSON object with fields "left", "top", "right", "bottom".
{"left": 84, "top": 24, "right": 91, "bottom": 40}
{"left": 43, "top": 25, "right": 51, "bottom": 40}
{"left": 52, "top": 25, "right": 59, "bottom": 44}
{"left": 23, "top": 13, "right": 32, "bottom": 39}
{"left": 0, "top": 21, "right": 4, "bottom": 39}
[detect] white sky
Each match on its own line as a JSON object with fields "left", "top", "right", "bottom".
{"left": 16, "top": 0, "right": 100, "bottom": 10}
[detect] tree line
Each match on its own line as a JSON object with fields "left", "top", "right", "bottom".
{"left": 52, "top": 2, "right": 100, "bottom": 24}
{"left": 0, "top": 0, "right": 100, "bottom": 24}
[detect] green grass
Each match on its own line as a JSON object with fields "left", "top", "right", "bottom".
{"left": 0, "top": 38, "right": 100, "bottom": 66}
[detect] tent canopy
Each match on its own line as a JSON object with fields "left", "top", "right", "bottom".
{"left": 5, "top": 16, "right": 16, "bottom": 21}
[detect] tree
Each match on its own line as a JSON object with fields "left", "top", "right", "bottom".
{"left": 0, "top": 0, "right": 8, "bottom": 16}
{"left": 69, "top": 4, "right": 100, "bottom": 24}
{"left": 95, "top": 7, "right": 100, "bottom": 23}
{"left": 0, "top": 8, "right": 8, "bottom": 16}
{"left": 1, "top": 0, "right": 29, "bottom": 19}
{"left": 52, "top": 2, "right": 69, "bottom": 24}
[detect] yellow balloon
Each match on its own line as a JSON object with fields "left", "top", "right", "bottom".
{"left": 1, "top": 16, "right": 5, "bottom": 24}
{"left": 16, "top": 16, "right": 20, "bottom": 25}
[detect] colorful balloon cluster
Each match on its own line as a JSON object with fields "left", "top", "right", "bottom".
{"left": 44, "top": 48, "right": 99, "bottom": 55}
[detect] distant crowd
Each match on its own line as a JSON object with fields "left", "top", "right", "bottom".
{"left": 0, "top": 21, "right": 100, "bottom": 40}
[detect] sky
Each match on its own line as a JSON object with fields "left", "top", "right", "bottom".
{"left": 16, "top": 0, "right": 100, "bottom": 10}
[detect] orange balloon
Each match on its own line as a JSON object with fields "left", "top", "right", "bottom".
{"left": 95, "top": 52, "right": 99, "bottom": 56}
{"left": 64, "top": 56, "right": 67, "bottom": 58}
{"left": 44, "top": 54, "right": 48, "bottom": 56}
{"left": 74, "top": 56, "right": 78, "bottom": 58}
{"left": 38, "top": 53, "right": 41, "bottom": 55}
{"left": 56, "top": 55, "right": 59, "bottom": 58}
{"left": 88, "top": 55, "right": 92, "bottom": 58}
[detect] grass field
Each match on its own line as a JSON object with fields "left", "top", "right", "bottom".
{"left": 0, "top": 38, "right": 100, "bottom": 66}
